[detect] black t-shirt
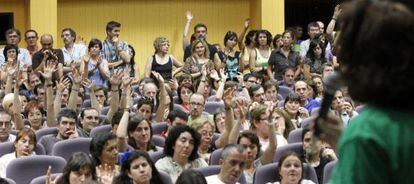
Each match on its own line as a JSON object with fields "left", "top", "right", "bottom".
{"left": 31, "top": 49, "right": 64, "bottom": 71}
{"left": 183, "top": 43, "right": 217, "bottom": 62}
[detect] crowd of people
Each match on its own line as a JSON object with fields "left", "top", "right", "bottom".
{"left": 0, "top": 0, "right": 412, "bottom": 183}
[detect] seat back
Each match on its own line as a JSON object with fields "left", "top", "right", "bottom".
{"left": 151, "top": 122, "right": 167, "bottom": 135}
{"left": 209, "top": 148, "right": 223, "bottom": 165}
{"left": 30, "top": 173, "right": 62, "bottom": 184}
{"left": 51, "top": 138, "right": 92, "bottom": 161}
{"left": 3, "top": 178, "right": 16, "bottom": 184}
{"left": 151, "top": 135, "right": 165, "bottom": 148}
{"left": 0, "top": 142, "right": 45, "bottom": 157}
{"left": 323, "top": 160, "right": 337, "bottom": 184}
{"left": 6, "top": 155, "right": 66, "bottom": 184}
{"left": 90, "top": 125, "right": 112, "bottom": 138}
{"left": 287, "top": 128, "right": 303, "bottom": 144}
{"left": 101, "top": 106, "right": 110, "bottom": 115}
{"left": 35, "top": 127, "right": 58, "bottom": 141}
{"left": 159, "top": 170, "right": 173, "bottom": 184}
{"left": 204, "top": 102, "right": 224, "bottom": 114}
{"left": 149, "top": 150, "right": 165, "bottom": 163}
{"left": 278, "top": 86, "right": 294, "bottom": 99}
{"left": 253, "top": 162, "right": 319, "bottom": 184}
{"left": 197, "top": 165, "right": 247, "bottom": 184}
{"left": 273, "top": 143, "right": 304, "bottom": 162}
{"left": 300, "top": 117, "right": 314, "bottom": 129}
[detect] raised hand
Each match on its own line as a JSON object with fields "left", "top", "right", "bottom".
{"left": 82, "top": 78, "right": 95, "bottom": 91}
{"left": 56, "top": 77, "right": 71, "bottom": 92}
{"left": 333, "top": 4, "right": 342, "bottom": 19}
{"left": 219, "top": 68, "right": 227, "bottom": 81}
{"left": 244, "top": 18, "right": 250, "bottom": 29}
{"left": 151, "top": 71, "right": 165, "bottom": 84}
{"left": 186, "top": 11, "right": 193, "bottom": 21}
{"left": 121, "top": 74, "right": 132, "bottom": 91}
{"left": 97, "top": 164, "right": 116, "bottom": 184}
{"left": 71, "top": 66, "right": 82, "bottom": 85}
{"left": 39, "top": 61, "right": 57, "bottom": 80}
{"left": 223, "top": 87, "right": 235, "bottom": 108}
{"left": 110, "top": 68, "right": 124, "bottom": 87}
{"left": 168, "top": 78, "right": 179, "bottom": 91}
{"left": 45, "top": 166, "right": 57, "bottom": 184}
{"left": 210, "top": 69, "right": 220, "bottom": 81}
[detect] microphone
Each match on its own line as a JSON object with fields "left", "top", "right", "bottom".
{"left": 314, "top": 72, "right": 342, "bottom": 138}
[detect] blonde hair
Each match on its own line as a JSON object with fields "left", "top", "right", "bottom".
{"left": 191, "top": 38, "right": 210, "bottom": 59}
{"left": 153, "top": 37, "right": 169, "bottom": 52}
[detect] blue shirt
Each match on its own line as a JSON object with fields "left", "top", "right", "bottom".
{"left": 304, "top": 98, "right": 320, "bottom": 113}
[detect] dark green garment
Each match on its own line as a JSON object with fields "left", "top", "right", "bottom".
{"left": 330, "top": 106, "right": 414, "bottom": 184}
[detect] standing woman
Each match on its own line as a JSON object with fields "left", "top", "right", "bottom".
{"left": 182, "top": 38, "right": 214, "bottom": 81}
{"left": 222, "top": 31, "right": 243, "bottom": 81}
{"left": 114, "top": 150, "right": 165, "bottom": 184}
{"left": 80, "top": 38, "right": 110, "bottom": 89}
{"left": 249, "top": 30, "right": 273, "bottom": 79}
{"left": 144, "top": 37, "right": 183, "bottom": 81}
{"left": 302, "top": 40, "right": 328, "bottom": 80}
{"left": 240, "top": 30, "right": 257, "bottom": 73}
{"left": 267, "top": 30, "right": 301, "bottom": 81}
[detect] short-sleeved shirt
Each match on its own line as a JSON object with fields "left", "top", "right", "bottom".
{"left": 304, "top": 57, "right": 327, "bottom": 74}
{"left": 155, "top": 156, "right": 208, "bottom": 182}
{"left": 330, "top": 106, "right": 414, "bottom": 184}
{"left": 61, "top": 43, "right": 87, "bottom": 66}
{"left": 206, "top": 175, "right": 241, "bottom": 184}
{"left": 0, "top": 47, "right": 32, "bottom": 67}
{"left": 268, "top": 49, "right": 300, "bottom": 80}
{"left": 31, "top": 49, "right": 65, "bottom": 71}
{"left": 100, "top": 39, "right": 131, "bottom": 69}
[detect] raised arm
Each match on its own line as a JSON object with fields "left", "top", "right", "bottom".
{"left": 97, "top": 57, "right": 111, "bottom": 80}
{"left": 67, "top": 67, "right": 82, "bottom": 111}
{"left": 215, "top": 69, "right": 227, "bottom": 101}
{"left": 116, "top": 90, "right": 132, "bottom": 152}
{"left": 39, "top": 61, "right": 57, "bottom": 127}
{"left": 326, "top": 5, "right": 342, "bottom": 35}
{"left": 12, "top": 70, "right": 24, "bottom": 130}
{"left": 196, "top": 66, "right": 208, "bottom": 94}
{"left": 215, "top": 88, "right": 236, "bottom": 148}
{"left": 106, "top": 69, "right": 123, "bottom": 121}
{"left": 260, "top": 107, "right": 277, "bottom": 164}
{"left": 228, "top": 99, "right": 245, "bottom": 144}
{"left": 153, "top": 72, "right": 167, "bottom": 122}
{"left": 54, "top": 77, "right": 70, "bottom": 117}
{"left": 183, "top": 11, "right": 193, "bottom": 51}
{"left": 238, "top": 18, "right": 250, "bottom": 51}
{"left": 4, "top": 61, "right": 17, "bottom": 95}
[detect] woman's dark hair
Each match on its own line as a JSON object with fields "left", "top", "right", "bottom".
{"left": 177, "top": 83, "right": 195, "bottom": 104}
{"left": 176, "top": 169, "right": 207, "bottom": 184}
{"left": 113, "top": 150, "right": 164, "bottom": 184}
{"left": 88, "top": 38, "right": 102, "bottom": 50}
{"left": 272, "top": 34, "right": 282, "bottom": 49}
{"left": 89, "top": 132, "right": 117, "bottom": 166}
{"left": 237, "top": 131, "right": 261, "bottom": 159}
{"left": 3, "top": 44, "right": 19, "bottom": 61}
{"left": 137, "top": 97, "right": 155, "bottom": 114}
{"left": 306, "top": 39, "right": 326, "bottom": 65}
{"left": 127, "top": 115, "right": 157, "bottom": 151}
{"left": 213, "top": 109, "right": 225, "bottom": 133}
{"left": 282, "top": 30, "right": 297, "bottom": 48}
{"left": 128, "top": 44, "right": 136, "bottom": 77}
{"left": 254, "top": 29, "right": 273, "bottom": 47}
{"left": 223, "top": 31, "right": 238, "bottom": 46}
{"left": 244, "top": 30, "right": 258, "bottom": 45}
{"left": 164, "top": 125, "right": 201, "bottom": 161}
{"left": 277, "top": 151, "right": 304, "bottom": 182}
{"left": 284, "top": 93, "right": 301, "bottom": 105}
{"left": 337, "top": 0, "right": 414, "bottom": 110}
{"left": 59, "top": 152, "right": 97, "bottom": 184}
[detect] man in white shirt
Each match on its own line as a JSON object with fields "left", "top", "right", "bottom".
{"left": 61, "top": 28, "right": 86, "bottom": 73}
{"left": 299, "top": 22, "right": 321, "bottom": 58}
{"left": 206, "top": 144, "right": 247, "bottom": 184}
{"left": 0, "top": 28, "right": 31, "bottom": 67}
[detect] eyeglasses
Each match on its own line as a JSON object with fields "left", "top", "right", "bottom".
{"left": 8, "top": 35, "right": 18, "bottom": 38}
{"left": 0, "top": 121, "right": 12, "bottom": 128}
{"left": 26, "top": 36, "right": 37, "bottom": 40}
{"left": 190, "top": 102, "right": 204, "bottom": 107}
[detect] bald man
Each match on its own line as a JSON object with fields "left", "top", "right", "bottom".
{"left": 32, "top": 34, "right": 64, "bottom": 79}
